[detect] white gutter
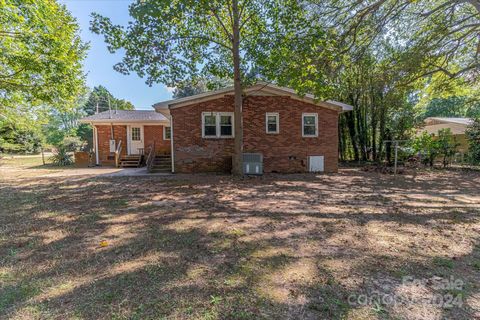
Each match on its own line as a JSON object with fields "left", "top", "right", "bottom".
{"left": 170, "top": 115, "right": 175, "bottom": 173}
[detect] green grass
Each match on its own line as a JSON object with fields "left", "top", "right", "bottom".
{"left": 0, "top": 154, "right": 51, "bottom": 167}
{"left": 433, "top": 257, "right": 455, "bottom": 269}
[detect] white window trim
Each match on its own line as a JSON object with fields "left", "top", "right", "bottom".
{"left": 163, "top": 126, "right": 171, "bottom": 140}
{"left": 202, "top": 112, "right": 234, "bottom": 139}
{"left": 302, "top": 113, "right": 318, "bottom": 137}
{"left": 131, "top": 127, "right": 141, "bottom": 141}
{"left": 265, "top": 112, "right": 279, "bottom": 134}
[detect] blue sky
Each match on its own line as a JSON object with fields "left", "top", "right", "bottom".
{"left": 60, "top": 0, "right": 173, "bottom": 110}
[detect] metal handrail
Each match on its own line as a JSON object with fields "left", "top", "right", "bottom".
{"left": 114, "top": 140, "right": 122, "bottom": 168}
{"left": 146, "top": 141, "right": 156, "bottom": 173}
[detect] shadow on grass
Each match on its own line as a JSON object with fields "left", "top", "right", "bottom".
{"left": 0, "top": 169, "right": 478, "bottom": 319}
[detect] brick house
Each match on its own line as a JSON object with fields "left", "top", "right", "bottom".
{"left": 81, "top": 83, "right": 352, "bottom": 173}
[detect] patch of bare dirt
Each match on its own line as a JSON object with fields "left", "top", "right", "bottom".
{"left": 0, "top": 167, "right": 479, "bottom": 319}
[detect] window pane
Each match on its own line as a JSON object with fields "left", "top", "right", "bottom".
{"left": 204, "top": 115, "right": 216, "bottom": 125}
{"left": 164, "top": 127, "right": 171, "bottom": 139}
{"left": 267, "top": 115, "right": 277, "bottom": 124}
{"left": 303, "top": 125, "right": 316, "bottom": 136}
{"left": 220, "top": 125, "right": 232, "bottom": 136}
{"left": 132, "top": 127, "right": 141, "bottom": 140}
{"left": 304, "top": 116, "right": 316, "bottom": 125}
{"left": 204, "top": 125, "right": 216, "bottom": 136}
{"left": 268, "top": 123, "right": 277, "bottom": 132}
{"left": 220, "top": 115, "right": 232, "bottom": 125}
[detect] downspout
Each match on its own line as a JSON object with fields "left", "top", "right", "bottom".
{"left": 170, "top": 114, "right": 175, "bottom": 173}
{"left": 92, "top": 123, "right": 99, "bottom": 165}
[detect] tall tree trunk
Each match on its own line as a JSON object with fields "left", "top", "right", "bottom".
{"left": 231, "top": 0, "right": 243, "bottom": 176}
{"left": 378, "top": 101, "right": 386, "bottom": 161}
{"left": 346, "top": 110, "right": 359, "bottom": 161}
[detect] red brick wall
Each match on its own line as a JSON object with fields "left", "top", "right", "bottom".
{"left": 171, "top": 97, "right": 234, "bottom": 173}
{"left": 171, "top": 95, "right": 340, "bottom": 173}
{"left": 144, "top": 125, "right": 171, "bottom": 155}
{"left": 95, "top": 125, "right": 127, "bottom": 165}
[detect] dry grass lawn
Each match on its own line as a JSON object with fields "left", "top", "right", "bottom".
{"left": 0, "top": 156, "right": 479, "bottom": 319}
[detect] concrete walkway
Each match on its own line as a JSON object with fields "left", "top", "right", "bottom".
{"left": 38, "top": 166, "right": 171, "bottom": 178}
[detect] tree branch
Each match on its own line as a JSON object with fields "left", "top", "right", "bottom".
{"left": 209, "top": 5, "right": 233, "bottom": 40}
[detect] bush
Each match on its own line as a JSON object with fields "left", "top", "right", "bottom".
{"left": 466, "top": 118, "right": 480, "bottom": 164}
{"left": 59, "top": 136, "right": 86, "bottom": 152}
{"left": 50, "top": 147, "right": 73, "bottom": 166}
{"left": 411, "top": 129, "right": 458, "bottom": 167}
{"left": 436, "top": 128, "right": 459, "bottom": 168}
{"left": 412, "top": 131, "right": 438, "bottom": 166}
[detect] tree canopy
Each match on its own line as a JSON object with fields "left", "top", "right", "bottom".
{"left": 0, "top": 0, "right": 87, "bottom": 109}
{"left": 83, "top": 85, "right": 135, "bottom": 116}
{"left": 91, "top": 0, "right": 321, "bottom": 174}
{"left": 89, "top": 0, "right": 478, "bottom": 165}
{"left": 172, "top": 78, "right": 232, "bottom": 99}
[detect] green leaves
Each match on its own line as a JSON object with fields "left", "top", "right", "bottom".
{"left": 90, "top": 0, "right": 319, "bottom": 89}
{"left": 0, "top": 0, "right": 88, "bottom": 108}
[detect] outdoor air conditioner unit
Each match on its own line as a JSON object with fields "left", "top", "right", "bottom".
{"left": 243, "top": 153, "right": 263, "bottom": 175}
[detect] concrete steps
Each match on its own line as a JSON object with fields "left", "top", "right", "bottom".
{"left": 150, "top": 155, "right": 171, "bottom": 173}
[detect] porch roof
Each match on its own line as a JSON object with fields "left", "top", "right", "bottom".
{"left": 79, "top": 110, "right": 168, "bottom": 124}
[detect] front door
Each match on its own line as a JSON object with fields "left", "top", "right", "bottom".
{"left": 129, "top": 126, "right": 144, "bottom": 155}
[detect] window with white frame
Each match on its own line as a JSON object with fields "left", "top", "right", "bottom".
{"left": 163, "top": 126, "right": 171, "bottom": 140}
{"left": 202, "top": 112, "right": 234, "bottom": 138}
{"left": 266, "top": 113, "right": 279, "bottom": 134}
{"left": 131, "top": 127, "right": 141, "bottom": 141}
{"left": 302, "top": 113, "right": 318, "bottom": 137}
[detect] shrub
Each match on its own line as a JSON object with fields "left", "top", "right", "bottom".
{"left": 466, "top": 118, "right": 480, "bottom": 164}
{"left": 436, "top": 128, "right": 459, "bottom": 168}
{"left": 59, "top": 136, "right": 86, "bottom": 152}
{"left": 50, "top": 147, "right": 73, "bottom": 166}
{"left": 412, "top": 131, "right": 438, "bottom": 166}
{"left": 412, "top": 129, "right": 458, "bottom": 167}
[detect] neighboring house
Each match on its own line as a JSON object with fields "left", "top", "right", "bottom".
{"left": 80, "top": 83, "right": 352, "bottom": 173}
{"left": 420, "top": 117, "right": 473, "bottom": 154}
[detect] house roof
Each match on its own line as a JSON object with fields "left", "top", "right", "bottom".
{"left": 153, "top": 82, "right": 353, "bottom": 115}
{"left": 79, "top": 110, "right": 168, "bottom": 124}
{"left": 420, "top": 117, "right": 474, "bottom": 136}
{"left": 424, "top": 117, "right": 474, "bottom": 126}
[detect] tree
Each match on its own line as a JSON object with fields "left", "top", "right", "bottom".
{"left": 43, "top": 86, "right": 135, "bottom": 148}
{"left": 173, "top": 78, "right": 232, "bottom": 99}
{"left": 0, "top": 0, "right": 87, "bottom": 108}
{"left": 308, "top": 0, "right": 480, "bottom": 83}
{"left": 466, "top": 118, "right": 480, "bottom": 164}
{"left": 91, "top": 1, "right": 318, "bottom": 175}
{"left": 83, "top": 86, "right": 135, "bottom": 116}
{"left": 0, "top": 123, "right": 42, "bottom": 154}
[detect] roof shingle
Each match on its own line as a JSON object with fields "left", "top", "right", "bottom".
{"left": 80, "top": 110, "right": 167, "bottom": 123}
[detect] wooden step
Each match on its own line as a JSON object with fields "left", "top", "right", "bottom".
{"left": 119, "top": 154, "right": 143, "bottom": 168}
